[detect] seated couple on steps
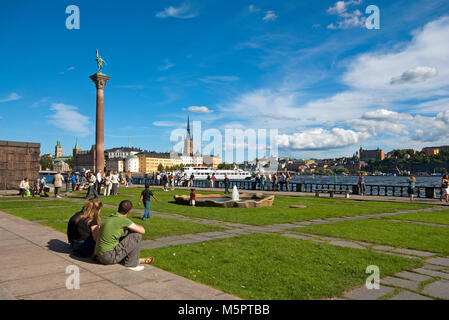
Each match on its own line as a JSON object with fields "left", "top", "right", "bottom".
{"left": 67, "top": 199, "right": 153, "bottom": 271}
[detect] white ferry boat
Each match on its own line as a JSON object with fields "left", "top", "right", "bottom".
{"left": 183, "top": 165, "right": 252, "bottom": 180}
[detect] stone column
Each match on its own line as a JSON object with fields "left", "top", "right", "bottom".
{"left": 89, "top": 73, "right": 110, "bottom": 173}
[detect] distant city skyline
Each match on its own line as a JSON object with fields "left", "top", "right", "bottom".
{"left": 1, "top": 1, "right": 449, "bottom": 160}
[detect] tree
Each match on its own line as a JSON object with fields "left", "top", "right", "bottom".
{"left": 157, "top": 164, "right": 164, "bottom": 172}
{"left": 40, "top": 158, "right": 53, "bottom": 170}
{"left": 336, "top": 168, "right": 349, "bottom": 175}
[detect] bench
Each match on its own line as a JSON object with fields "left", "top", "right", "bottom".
{"left": 315, "top": 189, "right": 351, "bottom": 198}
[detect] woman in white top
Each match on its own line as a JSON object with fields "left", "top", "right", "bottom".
{"left": 110, "top": 171, "right": 119, "bottom": 196}
{"left": 19, "top": 178, "right": 30, "bottom": 197}
{"left": 104, "top": 171, "right": 112, "bottom": 196}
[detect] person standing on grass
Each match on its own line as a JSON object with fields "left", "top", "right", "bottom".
{"left": 273, "top": 173, "right": 278, "bottom": 191}
{"left": 285, "top": 172, "right": 291, "bottom": 192}
{"left": 441, "top": 174, "right": 449, "bottom": 203}
{"left": 357, "top": 173, "right": 366, "bottom": 196}
{"left": 53, "top": 171, "right": 64, "bottom": 198}
{"left": 224, "top": 174, "right": 230, "bottom": 194}
{"left": 96, "top": 170, "right": 103, "bottom": 195}
{"left": 211, "top": 173, "right": 216, "bottom": 188}
{"left": 71, "top": 173, "right": 77, "bottom": 192}
{"left": 66, "top": 172, "right": 72, "bottom": 193}
{"left": 94, "top": 200, "right": 154, "bottom": 272}
{"left": 110, "top": 171, "right": 119, "bottom": 196}
{"left": 104, "top": 170, "right": 112, "bottom": 196}
{"left": 85, "top": 171, "right": 99, "bottom": 199}
{"left": 67, "top": 199, "right": 102, "bottom": 257}
{"left": 138, "top": 184, "right": 158, "bottom": 221}
{"left": 190, "top": 189, "right": 196, "bottom": 207}
{"left": 407, "top": 175, "right": 416, "bottom": 201}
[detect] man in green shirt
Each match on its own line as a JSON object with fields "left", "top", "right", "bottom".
{"left": 94, "top": 200, "right": 153, "bottom": 271}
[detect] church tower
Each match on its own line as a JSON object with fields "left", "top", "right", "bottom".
{"left": 55, "top": 140, "right": 63, "bottom": 158}
{"left": 183, "top": 116, "right": 194, "bottom": 156}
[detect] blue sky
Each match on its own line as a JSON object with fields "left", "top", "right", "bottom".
{"left": 1, "top": 0, "right": 449, "bottom": 160}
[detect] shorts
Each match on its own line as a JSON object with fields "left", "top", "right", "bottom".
{"left": 443, "top": 188, "right": 449, "bottom": 196}
{"left": 190, "top": 200, "right": 195, "bottom": 206}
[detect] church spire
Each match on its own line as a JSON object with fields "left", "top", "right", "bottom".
{"left": 186, "top": 115, "right": 191, "bottom": 135}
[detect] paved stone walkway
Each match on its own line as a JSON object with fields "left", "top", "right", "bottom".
{"left": 2, "top": 191, "right": 449, "bottom": 300}
{"left": 0, "top": 211, "right": 239, "bottom": 300}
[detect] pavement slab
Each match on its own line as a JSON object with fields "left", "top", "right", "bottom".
{"left": 392, "top": 248, "right": 436, "bottom": 257}
{"left": 389, "top": 290, "right": 433, "bottom": 300}
{"left": 372, "top": 245, "right": 395, "bottom": 251}
{"left": 344, "top": 285, "right": 395, "bottom": 300}
{"left": 329, "top": 240, "right": 367, "bottom": 250}
{"left": 382, "top": 277, "right": 420, "bottom": 291}
{"left": 394, "top": 271, "right": 432, "bottom": 282}
{"left": 422, "top": 280, "right": 449, "bottom": 299}
{"left": 426, "top": 257, "right": 449, "bottom": 267}
{"left": 413, "top": 268, "right": 449, "bottom": 280}
{"left": 0, "top": 210, "right": 239, "bottom": 300}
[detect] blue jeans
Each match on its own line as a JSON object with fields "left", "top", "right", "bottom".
{"left": 143, "top": 200, "right": 151, "bottom": 219}
{"left": 72, "top": 239, "right": 96, "bottom": 257}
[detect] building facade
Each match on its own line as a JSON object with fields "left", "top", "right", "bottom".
{"left": 138, "top": 152, "right": 183, "bottom": 173}
{"left": 202, "top": 155, "right": 222, "bottom": 168}
{"left": 105, "top": 158, "right": 124, "bottom": 173}
{"left": 73, "top": 145, "right": 96, "bottom": 172}
{"left": 358, "top": 147, "right": 385, "bottom": 162}
{"left": 55, "top": 140, "right": 63, "bottom": 158}
{"left": 422, "top": 146, "right": 449, "bottom": 156}
{"left": 0, "top": 141, "right": 40, "bottom": 190}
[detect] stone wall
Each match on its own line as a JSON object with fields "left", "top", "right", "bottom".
{"left": 0, "top": 141, "right": 40, "bottom": 190}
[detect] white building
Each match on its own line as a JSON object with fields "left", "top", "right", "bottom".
{"left": 105, "top": 147, "right": 140, "bottom": 160}
{"left": 125, "top": 154, "right": 139, "bottom": 173}
{"left": 180, "top": 151, "right": 203, "bottom": 166}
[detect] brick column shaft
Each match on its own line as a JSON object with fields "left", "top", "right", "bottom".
{"left": 89, "top": 73, "right": 111, "bottom": 173}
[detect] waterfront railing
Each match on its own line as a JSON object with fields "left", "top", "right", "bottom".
{"left": 131, "top": 177, "right": 444, "bottom": 199}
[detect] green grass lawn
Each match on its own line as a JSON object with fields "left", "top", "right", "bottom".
{"left": 81, "top": 188, "right": 433, "bottom": 226}
{"left": 380, "top": 209, "right": 449, "bottom": 225}
{"left": 141, "top": 233, "right": 422, "bottom": 300}
{"left": 129, "top": 216, "right": 224, "bottom": 240}
{"left": 293, "top": 219, "right": 449, "bottom": 255}
{"left": 0, "top": 199, "right": 76, "bottom": 209}
{"left": 0, "top": 199, "right": 225, "bottom": 240}
{"left": 1, "top": 206, "right": 117, "bottom": 221}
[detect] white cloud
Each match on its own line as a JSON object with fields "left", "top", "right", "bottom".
{"left": 362, "top": 109, "right": 413, "bottom": 121}
{"left": 48, "top": 103, "right": 90, "bottom": 136}
{"left": 186, "top": 106, "right": 213, "bottom": 113}
{"left": 153, "top": 121, "right": 179, "bottom": 127}
{"left": 327, "top": 0, "right": 365, "bottom": 29}
{"left": 0, "top": 92, "right": 21, "bottom": 103}
{"left": 199, "top": 76, "right": 240, "bottom": 84}
{"left": 155, "top": 3, "right": 197, "bottom": 19}
{"left": 262, "top": 11, "right": 277, "bottom": 22}
{"left": 218, "top": 16, "right": 449, "bottom": 154}
{"left": 346, "top": 119, "right": 408, "bottom": 135}
{"left": 343, "top": 16, "right": 449, "bottom": 92}
{"left": 277, "top": 128, "right": 369, "bottom": 150}
{"left": 248, "top": 4, "right": 259, "bottom": 13}
{"left": 158, "top": 59, "right": 175, "bottom": 71}
{"left": 390, "top": 66, "right": 438, "bottom": 85}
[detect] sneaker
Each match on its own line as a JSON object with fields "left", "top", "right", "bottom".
{"left": 128, "top": 265, "right": 144, "bottom": 271}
